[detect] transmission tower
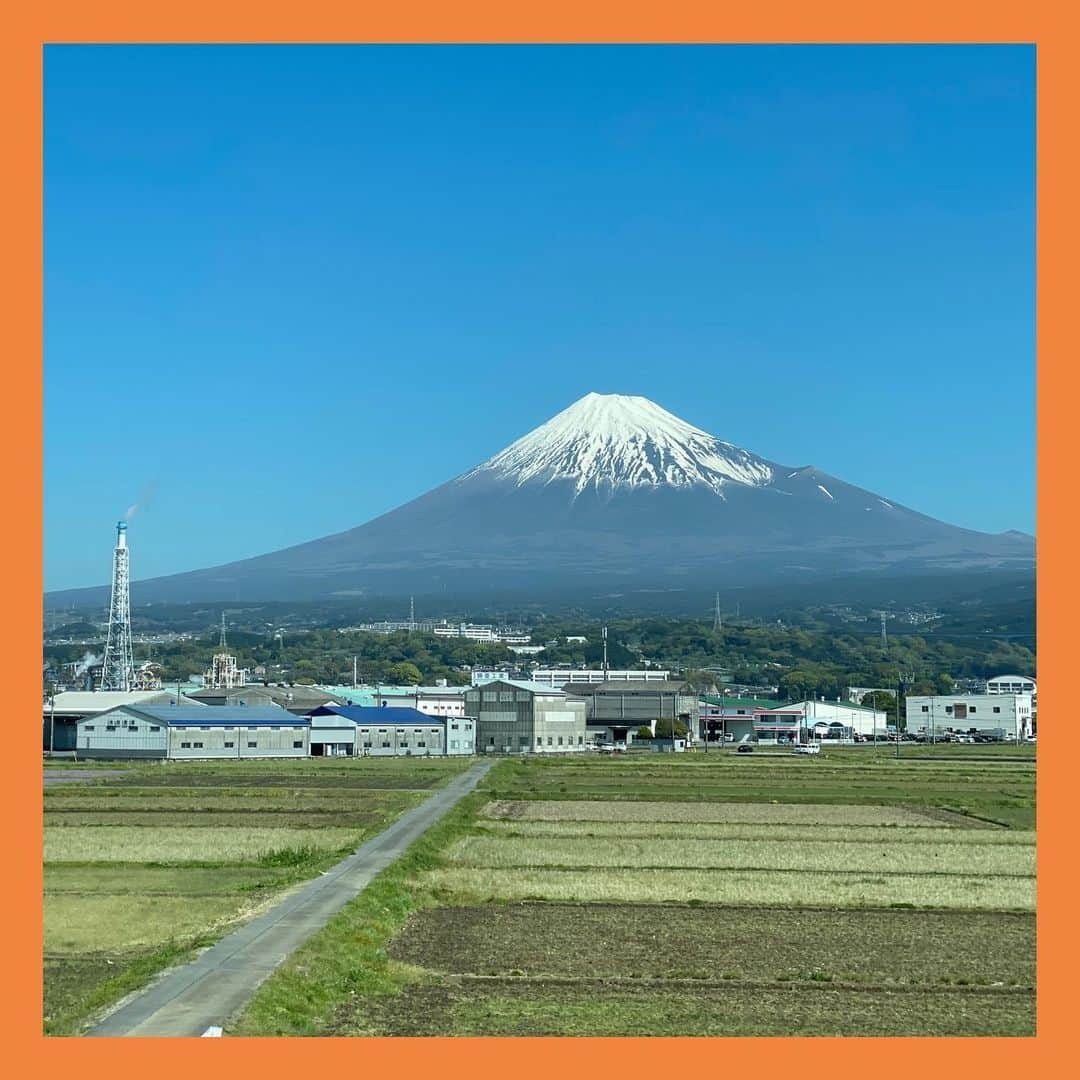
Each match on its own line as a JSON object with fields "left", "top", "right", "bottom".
{"left": 101, "top": 520, "right": 135, "bottom": 691}
{"left": 713, "top": 592, "right": 723, "bottom": 631}
{"left": 880, "top": 612, "right": 888, "bottom": 647}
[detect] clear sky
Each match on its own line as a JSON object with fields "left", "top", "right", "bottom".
{"left": 45, "top": 44, "right": 1035, "bottom": 591}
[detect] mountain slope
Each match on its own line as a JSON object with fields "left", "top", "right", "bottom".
{"left": 48, "top": 393, "right": 1034, "bottom": 605}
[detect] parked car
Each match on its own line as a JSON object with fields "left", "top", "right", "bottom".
{"left": 737, "top": 744, "right": 754, "bottom": 754}
{"left": 793, "top": 744, "right": 821, "bottom": 755}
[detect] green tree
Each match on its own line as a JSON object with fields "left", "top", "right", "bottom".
{"left": 860, "top": 690, "right": 897, "bottom": 726}
{"left": 654, "top": 717, "right": 689, "bottom": 739}
{"left": 386, "top": 661, "right": 422, "bottom": 685}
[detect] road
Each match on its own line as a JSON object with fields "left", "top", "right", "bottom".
{"left": 88, "top": 758, "right": 494, "bottom": 1037}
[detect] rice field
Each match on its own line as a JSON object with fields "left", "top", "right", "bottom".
{"left": 230, "top": 751, "right": 1036, "bottom": 1037}
{"left": 482, "top": 799, "right": 957, "bottom": 825}
{"left": 44, "top": 825, "right": 367, "bottom": 863}
{"left": 420, "top": 866, "right": 1034, "bottom": 909}
{"left": 478, "top": 820, "right": 1035, "bottom": 844}
{"left": 444, "top": 835, "right": 1036, "bottom": 875}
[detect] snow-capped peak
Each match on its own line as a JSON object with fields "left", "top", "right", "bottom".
{"left": 462, "top": 392, "right": 773, "bottom": 496}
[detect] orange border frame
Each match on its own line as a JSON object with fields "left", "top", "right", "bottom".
{"left": 6, "top": 4, "right": 1072, "bottom": 1077}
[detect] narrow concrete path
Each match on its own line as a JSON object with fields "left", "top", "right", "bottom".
{"left": 88, "top": 759, "right": 494, "bottom": 1038}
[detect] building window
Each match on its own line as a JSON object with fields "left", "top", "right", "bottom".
{"left": 193, "top": 741, "right": 204, "bottom": 748}
{"left": 993, "top": 706, "right": 1001, "bottom": 713}
{"left": 247, "top": 741, "right": 257, "bottom": 748}
{"left": 945, "top": 706, "right": 953, "bottom": 713}
{"left": 201, "top": 726, "right": 210, "bottom": 731}
{"left": 84, "top": 724, "right": 95, "bottom": 731}
{"left": 921, "top": 706, "right": 929, "bottom": 712}
{"left": 537, "top": 736, "right": 542, "bottom": 745}
{"left": 557, "top": 736, "right": 563, "bottom": 746}
{"left": 180, "top": 741, "right": 191, "bottom": 748}
{"left": 363, "top": 741, "right": 372, "bottom": 749}
{"left": 578, "top": 735, "right": 583, "bottom": 744}
{"left": 224, "top": 741, "right": 234, "bottom": 748}
{"left": 548, "top": 736, "right": 553, "bottom": 745}
{"left": 451, "top": 723, "right": 459, "bottom": 730}
{"left": 149, "top": 725, "right": 160, "bottom": 731}
{"left": 418, "top": 741, "right": 426, "bottom": 748}
{"left": 488, "top": 736, "right": 495, "bottom": 745}
{"left": 382, "top": 741, "right": 391, "bottom": 748}
{"left": 293, "top": 741, "right": 303, "bottom": 749}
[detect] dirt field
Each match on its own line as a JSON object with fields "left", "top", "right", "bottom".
{"left": 388, "top": 903, "right": 1035, "bottom": 985}
{"left": 335, "top": 980, "right": 1034, "bottom": 1037}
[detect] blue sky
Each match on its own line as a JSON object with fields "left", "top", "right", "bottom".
{"left": 45, "top": 45, "right": 1035, "bottom": 591}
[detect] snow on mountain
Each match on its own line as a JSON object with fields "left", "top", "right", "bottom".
{"left": 461, "top": 392, "right": 773, "bottom": 497}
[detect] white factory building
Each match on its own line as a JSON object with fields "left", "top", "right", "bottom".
{"left": 904, "top": 694, "right": 1033, "bottom": 740}
{"left": 986, "top": 675, "right": 1037, "bottom": 714}
{"left": 527, "top": 669, "right": 671, "bottom": 689}
{"left": 753, "top": 700, "right": 889, "bottom": 744}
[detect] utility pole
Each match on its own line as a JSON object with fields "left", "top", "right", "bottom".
{"left": 353, "top": 656, "right": 358, "bottom": 689}
{"left": 880, "top": 612, "right": 888, "bottom": 649}
{"left": 602, "top": 626, "right": 609, "bottom": 676}
{"left": 896, "top": 674, "right": 905, "bottom": 760}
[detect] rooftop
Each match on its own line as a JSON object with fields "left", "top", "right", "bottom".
{"left": 96, "top": 704, "right": 304, "bottom": 727}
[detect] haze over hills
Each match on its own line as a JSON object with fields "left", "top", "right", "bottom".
{"left": 48, "top": 393, "right": 1034, "bottom": 608}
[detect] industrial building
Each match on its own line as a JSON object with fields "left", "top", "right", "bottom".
{"left": 986, "top": 675, "right": 1037, "bottom": 717}
{"left": 753, "top": 700, "right": 889, "bottom": 745}
{"left": 571, "top": 681, "right": 698, "bottom": 744}
{"left": 463, "top": 679, "right": 587, "bottom": 754}
{"left": 698, "top": 695, "right": 779, "bottom": 744}
{"left": 73, "top": 705, "right": 310, "bottom": 760}
{"left": 371, "top": 685, "right": 468, "bottom": 717}
{"left": 528, "top": 668, "right": 671, "bottom": 688}
{"left": 44, "top": 689, "right": 205, "bottom": 753}
{"left": 188, "top": 684, "right": 344, "bottom": 715}
{"left": 904, "top": 693, "right": 1033, "bottom": 740}
{"left": 306, "top": 706, "right": 475, "bottom": 756}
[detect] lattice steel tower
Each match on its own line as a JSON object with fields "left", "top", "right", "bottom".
{"left": 101, "top": 520, "right": 135, "bottom": 691}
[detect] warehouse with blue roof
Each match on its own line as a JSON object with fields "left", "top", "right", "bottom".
{"left": 75, "top": 704, "right": 310, "bottom": 760}
{"left": 307, "top": 706, "right": 475, "bottom": 757}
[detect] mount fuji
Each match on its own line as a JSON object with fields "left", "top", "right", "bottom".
{"left": 50, "top": 393, "right": 1034, "bottom": 605}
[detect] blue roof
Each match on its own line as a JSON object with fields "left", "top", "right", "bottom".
{"left": 104, "top": 705, "right": 307, "bottom": 727}
{"left": 312, "top": 706, "right": 444, "bottom": 726}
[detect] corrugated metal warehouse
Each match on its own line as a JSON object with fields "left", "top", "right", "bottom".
{"left": 75, "top": 705, "right": 310, "bottom": 760}
{"left": 306, "top": 706, "right": 475, "bottom": 756}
